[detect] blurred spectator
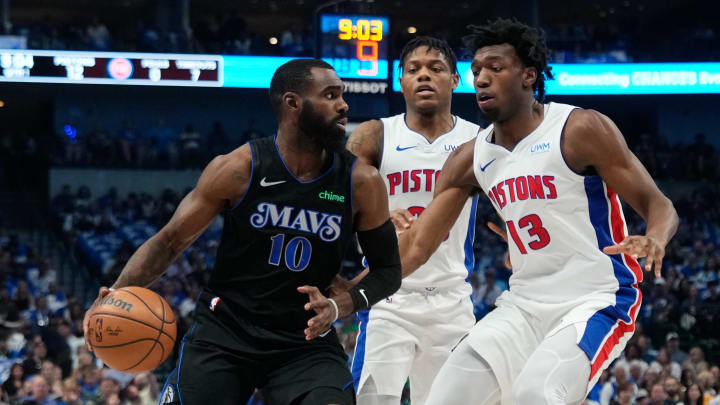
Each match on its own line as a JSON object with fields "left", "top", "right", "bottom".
{"left": 681, "top": 383, "right": 704, "bottom": 405}
{"left": 20, "top": 374, "right": 58, "bottom": 405}
{"left": 682, "top": 347, "right": 709, "bottom": 374}
{"left": 21, "top": 338, "right": 48, "bottom": 377}
{"left": 179, "top": 124, "right": 202, "bottom": 169}
{"left": 86, "top": 18, "right": 111, "bottom": 50}
{"left": 2, "top": 363, "right": 26, "bottom": 399}
{"left": 665, "top": 332, "right": 688, "bottom": 364}
{"left": 649, "top": 348, "right": 682, "bottom": 380}
{"left": 117, "top": 121, "right": 140, "bottom": 166}
{"left": 601, "top": 366, "right": 635, "bottom": 405}
{"left": 610, "top": 381, "right": 634, "bottom": 405}
{"left": 77, "top": 366, "right": 101, "bottom": 404}
{"left": 148, "top": 119, "right": 178, "bottom": 169}
{"left": 662, "top": 376, "right": 681, "bottom": 403}
{"left": 649, "top": 383, "right": 673, "bottom": 405}
{"left": 58, "top": 377, "right": 81, "bottom": 405}
{"left": 470, "top": 267, "right": 503, "bottom": 319}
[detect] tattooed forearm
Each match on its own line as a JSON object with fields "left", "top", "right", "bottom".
{"left": 112, "top": 237, "right": 177, "bottom": 289}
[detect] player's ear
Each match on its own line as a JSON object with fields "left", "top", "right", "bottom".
{"left": 283, "top": 92, "right": 301, "bottom": 112}
{"left": 522, "top": 67, "right": 537, "bottom": 91}
{"left": 451, "top": 72, "right": 459, "bottom": 91}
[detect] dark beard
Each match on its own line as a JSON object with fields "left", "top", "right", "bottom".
{"left": 298, "top": 100, "right": 347, "bottom": 153}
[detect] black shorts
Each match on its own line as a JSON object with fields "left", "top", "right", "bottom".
{"left": 159, "top": 292, "right": 355, "bottom": 405}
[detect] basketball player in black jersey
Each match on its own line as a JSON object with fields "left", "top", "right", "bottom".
{"left": 83, "top": 59, "right": 402, "bottom": 405}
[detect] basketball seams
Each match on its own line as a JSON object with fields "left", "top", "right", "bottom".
{"left": 128, "top": 293, "right": 167, "bottom": 373}
{"left": 90, "top": 312, "right": 175, "bottom": 342}
{"left": 90, "top": 337, "right": 163, "bottom": 349}
{"left": 120, "top": 288, "right": 176, "bottom": 325}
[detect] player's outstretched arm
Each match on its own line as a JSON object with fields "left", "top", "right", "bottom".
{"left": 83, "top": 146, "right": 252, "bottom": 348}
{"left": 399, "top": 139, "right": 479, "bottom": 277}
{"left": 563, "top": 109, "right": 679, "bottom": 277}
{"left": 345, "top": 119, "right": 383, "bottom": 167}
{"left": 112, "top": 146, "right": 252, "bottom": 289}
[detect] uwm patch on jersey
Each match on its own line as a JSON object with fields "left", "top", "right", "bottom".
{"left": 378, "top": 113, "right": 480, "bottom": 290}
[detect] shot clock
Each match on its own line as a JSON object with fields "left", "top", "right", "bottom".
{"left": 319, "top": 14, "right": 389, "bottom": 80}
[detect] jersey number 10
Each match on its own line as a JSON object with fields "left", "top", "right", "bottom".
{"left": 268, "top": 234, "right": 313, "bottom": 271}
{"left": 506, "top": 214, "right": 550, "bottom": 254}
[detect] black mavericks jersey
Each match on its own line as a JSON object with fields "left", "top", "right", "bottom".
{"left": 209, "top": 136, "right": 357, "bottom": 332}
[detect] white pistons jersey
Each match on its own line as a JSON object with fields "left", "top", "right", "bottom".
{"left": 472, "top": 102, "right": 643, "bottom": 305}
{"left": 379, "top": 113, "right": 480, "bottom": 291}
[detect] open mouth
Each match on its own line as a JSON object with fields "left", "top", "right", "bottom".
{"left": 335, "top": 117, "right": 348, "bottom": 130}
{"left": 416, "top": 85, "right": 435, "bottom": 96}
{"left": 477, "top": 94, "right": 495, "bottom": 107}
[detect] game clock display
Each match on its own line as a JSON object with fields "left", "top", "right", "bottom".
{"left": 319, "top": 14, "right": 389, "bottom": 80}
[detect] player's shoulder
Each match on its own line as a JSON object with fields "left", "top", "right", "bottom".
{"left": 565, "top": 108, "right": 615, "bottom": 136}
{"left": 203, "top": 144, "right": 252, "bottom": 183}
{"left": 352, "top": 119, "right": 384, "bottom": 138}
{"left": 448, "top": 138, "right": 477, "bottom": 162}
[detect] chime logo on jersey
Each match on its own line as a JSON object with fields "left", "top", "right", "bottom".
{"left": 249, "top": 202, "right": 343, "bottom": 242}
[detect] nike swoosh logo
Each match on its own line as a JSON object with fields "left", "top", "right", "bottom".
{"left": 480, "top": 158, "right": 496, "bottom": 172}
{"left": 260, "top": 177, "right": 286, "bottom": 187}
{"left": 358, "top": 289, "right": 369, "bottom": 306}
{"left": 396, "top": 145, "right": 417, "bottom": 151}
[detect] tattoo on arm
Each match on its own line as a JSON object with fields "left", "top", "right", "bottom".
{"left": 113, "top": 237, "right": 177, "bottom": 288}
{"left": 232, "top": 170, "right": 248, "bottom": 184}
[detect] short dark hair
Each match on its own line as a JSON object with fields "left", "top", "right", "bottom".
{"left": 617, "top": 382, "right": 634, "bottom": 393}
{"left": 465, "top": 18, "right": 554, "bottom": 101}
{"left": 399, "top": 36, "right": 458, "bottom": 75}
{"left": 269, "top": 59, "right": 334, "bottom": 117}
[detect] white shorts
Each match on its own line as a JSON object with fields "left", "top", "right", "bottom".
{"left": 464, "top": 289, "right": 639, "bottom": 405}
{"left": 351, "top": 285, "right": 475, "bottom": 404}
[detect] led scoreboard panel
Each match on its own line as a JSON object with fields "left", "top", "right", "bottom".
{"left": 319, "top": 14, "right": 389, "bottom": 80}
{"left": 0, "top": 49, "right": 222, "bottom": 86}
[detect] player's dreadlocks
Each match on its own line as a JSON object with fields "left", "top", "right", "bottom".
{"left": 465, "top": 18, "right": 554, "bottom": 101}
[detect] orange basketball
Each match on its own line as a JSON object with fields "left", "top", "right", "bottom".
{"left": 86, "top": 286, "right": 177, "bottom": 373}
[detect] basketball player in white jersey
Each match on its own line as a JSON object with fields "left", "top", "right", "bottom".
{"left": 399, "top": 19, "right": 679, "bottom": 405}
{"left": 345, "top": 36, "right": 480, "bottom": 405}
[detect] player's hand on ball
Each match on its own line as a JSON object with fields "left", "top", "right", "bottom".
{"left": 390, "top": 209, "right": 415, "bottom": 234}
{"left": 298, "top": 285, "right": 337, "bottom": 341}
{"left": 83, "top": 286, "right": 112, "bottom": 351}
{"left": 603, "top": 235, "right": 665, "bottom": 277}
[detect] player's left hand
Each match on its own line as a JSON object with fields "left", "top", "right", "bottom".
{"left": 298, "top": 285, "right": 338, "bottom": 341}
{"left": 603, "top": 235, "right": 665, "bottom": 277}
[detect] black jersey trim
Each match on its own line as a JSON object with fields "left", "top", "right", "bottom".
{"left": 273, "top": 135, "right": 337, "bottom": 184}
{"left": 231, "top": 142, "right": 254, "bottom": 211}
{"left": 349, "top": 156, "right": 359, "bottom": 215}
